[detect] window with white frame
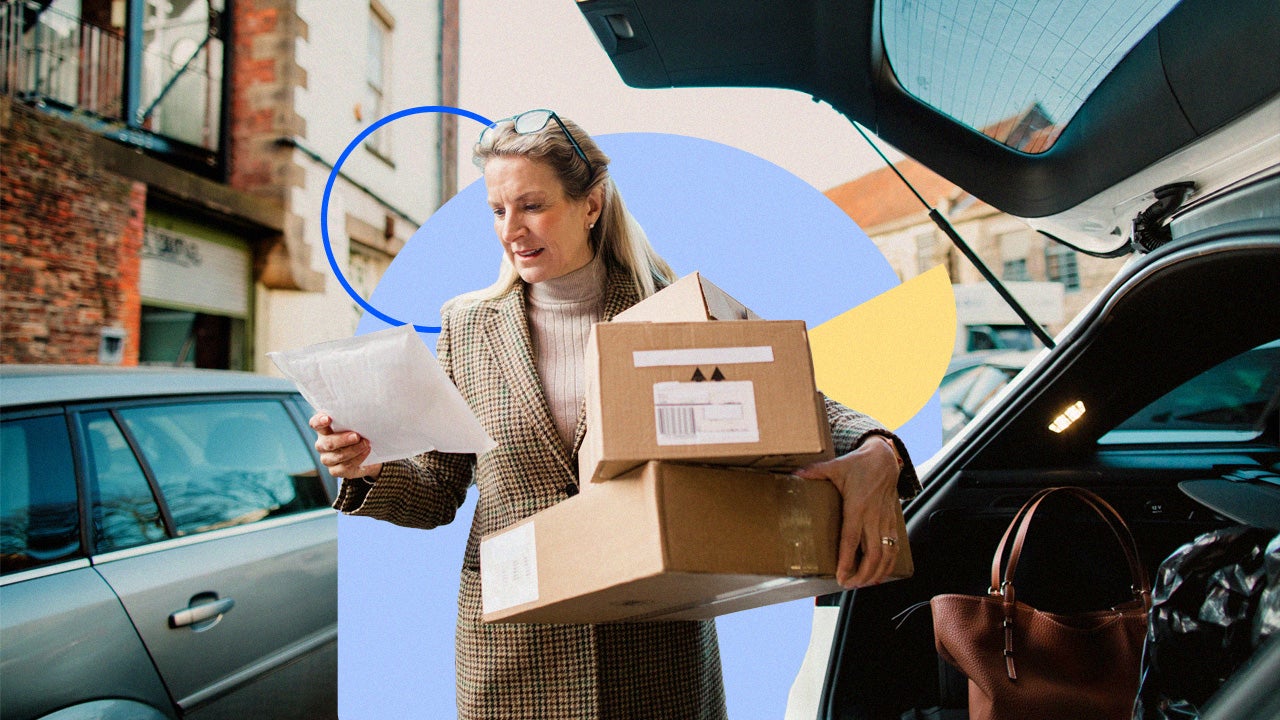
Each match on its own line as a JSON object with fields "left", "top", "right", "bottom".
{"left": 1002, "top": 258, "right": 1029, "bottom": 281}
{"left": 1045, "top": 243, "right": 1081, "bottom": 291}
{"left": 364, "top": 1, "right": 393, "bottom": 158}
{"left": 915, "top": 230, "right": 937, "bottom": 274}
{"left": 999, "top": 230, "right": 1032, "bottom": 281}
{"left": 347, "top": 245, "right": 392, "bottom": 329}
{"left": 0, "top": 0, "right": 228, "bottom": 167}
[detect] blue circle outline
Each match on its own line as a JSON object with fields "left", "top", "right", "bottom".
{"left": 321, "top": 105, "right": 494, "bottom": 332}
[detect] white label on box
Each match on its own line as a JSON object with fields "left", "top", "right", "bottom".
{"left": 480, "top": 522, "right": 539, "bottom": 614}
{"left": 653, "top": 380, "right": 760, "bottom": 445}
{"left": 633, "top": 346, "right": 774, "bottom": 368}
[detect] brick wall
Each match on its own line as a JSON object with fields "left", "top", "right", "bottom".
{"left": 1, "top": 97, "right": 145, "bottom": 365}
{"left": 227, "top": 0, "right": 321, "bottom": 291}
{"left": 228, "top": 0, "right": 306, "bottom": 199}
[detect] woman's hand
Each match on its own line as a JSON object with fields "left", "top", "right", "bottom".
{"left": 309, "top": 412, "right": 383, "bottom": 481}
{"left": 794, "top": 435, "right": 903, "bottom": 588}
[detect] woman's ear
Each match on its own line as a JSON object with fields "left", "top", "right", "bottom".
{"left": 586, "top": 185, "right": 604, "bottom": 226}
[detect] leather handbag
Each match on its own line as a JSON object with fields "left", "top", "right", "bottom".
{"left": 931, "top": 487, "right": 1152, "bottom": 720}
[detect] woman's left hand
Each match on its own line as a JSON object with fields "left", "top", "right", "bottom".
{"left": 794, "top": 435, "right": 903, "bottom": 588}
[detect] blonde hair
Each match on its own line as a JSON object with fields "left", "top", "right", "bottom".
{"left": 466, "top": 112, "right": 674, "bottom": 301}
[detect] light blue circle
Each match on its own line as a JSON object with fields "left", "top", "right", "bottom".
{"left": 342, "top": 132, "right": 945, "bottom": 720}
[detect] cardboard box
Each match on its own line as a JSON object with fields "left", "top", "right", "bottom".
{"left": 581, "top": 320, "right": 832, "bottom": 481}
{"left": 613, "top": 271, "right": 762, "bottom": 323}
{"left": 480, "top": 461, "right": 913, "bottom": 624}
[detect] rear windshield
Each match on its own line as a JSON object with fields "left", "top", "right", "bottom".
{"left": 881, "top": 0, "right": 1181, "bottom": 153}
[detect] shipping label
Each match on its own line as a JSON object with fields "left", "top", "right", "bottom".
{"left": 480, "top": 522, "right": 539, "bottom": 614}
{"left": 653, "top": 380, "right": 760, "bottom": 445}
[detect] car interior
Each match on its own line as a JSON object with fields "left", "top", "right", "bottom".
{"left": 821, "top": 174, "right": 1280, "bottom": 719}
{"left": 574, "top": 0, "right": 1280, "bottom": 716}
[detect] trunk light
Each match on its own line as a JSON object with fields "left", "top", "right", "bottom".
{"left": 1049, "top": 401, "right": 1086, "bottom": 433}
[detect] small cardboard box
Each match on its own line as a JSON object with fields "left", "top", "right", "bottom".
{"left": 612, "top": 271, "right": 762, "bottom": 323}
{"left": 480, "top": 461, "right": 913, "bottom": 624}
{"left": 581, "top": 319, "right": 832, "bottom": 481}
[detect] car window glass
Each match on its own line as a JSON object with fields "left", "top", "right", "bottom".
{"left": 1, "top": 415, "right": 80, "bottom": 574}
{"left": 81, "top": 411, "right": 167, "bottom": 552}
{"left": 962, "top": 366, "right": 1015, "bottom": 414}
{"left": 289, "top": 395, "right": 338, "bottom": 494}
{"left": 1100, "top": 339, "right": 1280, "bottom": 444}
{"left": 880, "top": 0, "right": 1180, "bottom": 152}
{"left": 118, "top": 400, "right": 326, "bottom": 536}
{"left": 940, "top": 366, "right": 985, "bottom": 408}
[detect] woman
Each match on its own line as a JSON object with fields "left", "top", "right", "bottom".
{"left": 311, "top": 110, "right": 920, "bottom": 719}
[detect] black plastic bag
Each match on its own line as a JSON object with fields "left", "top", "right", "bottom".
{"left": 1134, "top": 527, "right": 1280, "bottom": 719}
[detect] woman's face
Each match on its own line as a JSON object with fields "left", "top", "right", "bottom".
{"left": 485, "top": 155, "right": 601, "bottom": 285}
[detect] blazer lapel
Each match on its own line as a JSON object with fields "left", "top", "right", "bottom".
{"left": 484, "top": 284, "right": 574, "bottom": 475}
{"left": 570, "top": 266, "right": 642, "bottom": 460}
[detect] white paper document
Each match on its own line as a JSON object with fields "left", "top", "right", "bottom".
{"left": 267, "top": 324, "right": 496, "bottom": 464}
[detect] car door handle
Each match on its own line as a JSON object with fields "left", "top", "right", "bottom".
{"left": 169, "top": 597, "right": 235, "bottom": 628}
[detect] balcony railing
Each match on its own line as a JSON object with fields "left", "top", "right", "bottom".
{"left": 1, "top": 0, "right": 125, "bottom": 121}
{"left": 2, "top": 0, "right": 224, "bottom": 168}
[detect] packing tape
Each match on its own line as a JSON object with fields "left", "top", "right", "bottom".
{"left": 779, "top": 475, "right": 821, "bottom": 576}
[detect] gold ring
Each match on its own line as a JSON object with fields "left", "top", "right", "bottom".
{"left": 881, "top": 537, "right": 897, "bottom": 546}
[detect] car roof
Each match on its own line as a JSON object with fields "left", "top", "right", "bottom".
{"left": 0, "top": 365, "right": 297, "bottom": 408}
{"left": 576, "top": 0, "right": 1280, "bottom": 249}
{"left": 946, "top": 349, "right": 1041, "bottom": 376}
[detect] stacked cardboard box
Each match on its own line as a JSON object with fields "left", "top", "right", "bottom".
{"left": 579, "top": 318, "right": 835, "bottom": 481}
{"left": 581, "top": 272, "right": 833, "bottom": 481}
{"left": 481, "top": 272, "right": 911, "bottom": 624}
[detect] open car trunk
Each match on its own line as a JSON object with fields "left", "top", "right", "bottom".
{"left": 819, "top": 172, "right": 1280, "bottom": 719}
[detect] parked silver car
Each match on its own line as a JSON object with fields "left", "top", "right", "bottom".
{"left": 0, "top": 366, "right": 337, "bottom": 720}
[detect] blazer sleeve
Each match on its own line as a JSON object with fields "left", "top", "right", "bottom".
{"left": 331, "top": 303, "right": 477, "bottom": 529}
{"left": 824, "top": 394, "right": 922, "bottom": 501}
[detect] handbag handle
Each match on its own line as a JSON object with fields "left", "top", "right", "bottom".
{"left": 989, "top": 487, "right": 1151, "bottom": 605}
{"left": 985, "top": 487, "right": 1152, "bottom": 681}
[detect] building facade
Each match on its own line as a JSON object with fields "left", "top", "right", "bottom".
{"left": 2, "top": 0, "right": 458, "bottom": 370}
{"left": 825, "top": 121, "right": 1129, "bottom": 351}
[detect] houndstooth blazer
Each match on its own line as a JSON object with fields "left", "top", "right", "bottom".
{"left": 333, "top": 263, "right": 919, "bottom": 720}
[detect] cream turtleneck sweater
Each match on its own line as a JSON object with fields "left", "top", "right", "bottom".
{"left": 525, "top": 253, "right": 607, "bottom": 450}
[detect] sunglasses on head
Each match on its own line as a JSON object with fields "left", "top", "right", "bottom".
{"left": 478, "top": 109, "right": 593, "bottom": 173}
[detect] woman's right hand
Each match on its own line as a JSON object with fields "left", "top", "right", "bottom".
{"left": 309, "top": 412, "right": 383, "bottom": 480}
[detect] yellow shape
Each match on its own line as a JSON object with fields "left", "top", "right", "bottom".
{"left": 809, "top": 265, "right": 955, "bottom": 430}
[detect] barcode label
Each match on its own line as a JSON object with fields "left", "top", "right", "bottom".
{"left": 656, "top": 406, "right": 698, "bottom": 438}
{"left": 653, "top": 380, "right": 760, "bottom": 446}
